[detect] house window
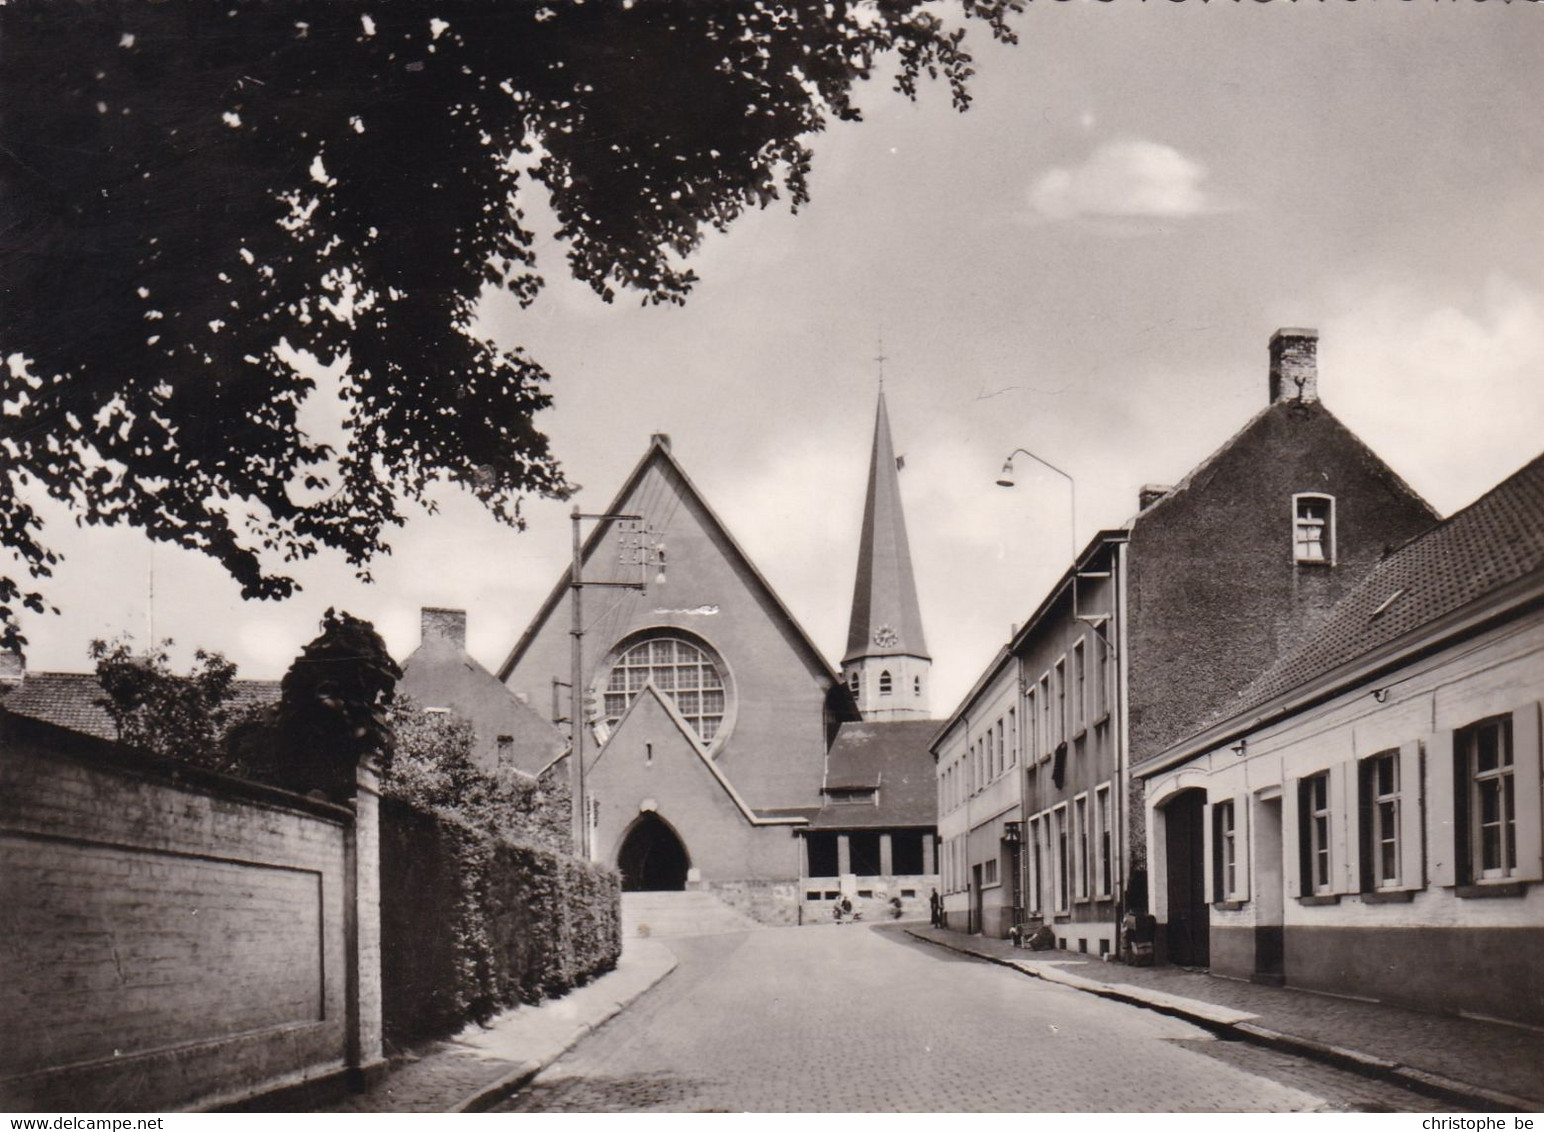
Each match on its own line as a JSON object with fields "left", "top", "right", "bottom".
{"left": 984, "top": 857, "right": 998, "bottom": 886}
{"left": 603, "top": 634, "right": 727, "bottom": 743}
{"left": 1054, "top": 805, "right": 1070, "bottom": 911}
{"left": 1073, "top": 641, "right": 1087, "bottom": 732}
{"left": 1095, "top": 785, "right": 1112, "bottom": 897}
{"left": 1459, "top": 717, "right": 1516, "bottom": 881}
{"left": 1213, "top": 799, "right": 1237, "bottom": 901}
{"left": 1074, "top": 794, "right": 1089, "bottom": 900}
{"left": 1055, "top": 659, "right": 1067, "bottom": 746}
{"left": 1007, "top": 708, "right": 1017, "bottom": 769}
{"left": 1359, "top": 750, "right": 1401, "bottom": 890}
{"left": 1299, "top": 772, "right": 1332, "bottom": 894}
{"left": 1039, "top": 675, "right": 1052, "bottom": 760}
{"left": 1293, "top": 493, "right": 1335, "bottom": 564}
{"left": 996, "top": 719, "right": 1006, "bottom": 778}
{"left": 879, "top": 670, "right": 893, "bottom": 696}
{"left": 1095, "top": 634, "right": 1111, "bottom": 721}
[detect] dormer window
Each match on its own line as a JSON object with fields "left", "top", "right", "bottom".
{"left": 879, "top": 670, "right": 893, "bottom": 696}
{"left": 1293, "top": 493, "right": 1335, "bottom": 564}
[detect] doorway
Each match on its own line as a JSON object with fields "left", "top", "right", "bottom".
{"left": 617, "top": 813, "right": 691, "bottom": 892}
{"left": 1252, "top": 796, "right": 1285, "bottom": 984}
{"left": 972, "top": 863, "right": 984, "bottom": 935}
{"left": 1163, "top": 788, "right": 1209, "bottom": 967}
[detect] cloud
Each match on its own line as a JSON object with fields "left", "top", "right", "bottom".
{"left": 1026, "top": 139, "right": 1218, "bottom": 223}
{"left": 1321, "top": 275, "right": 1544, "bottom": 514}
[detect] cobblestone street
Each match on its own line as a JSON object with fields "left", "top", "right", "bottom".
{"left": 498, "top": 925, "right": 1464, "bottom": 1113}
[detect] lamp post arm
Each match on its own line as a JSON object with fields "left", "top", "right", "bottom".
{"left": 1003, "top": 448, "right": 1077, "bottom": 562}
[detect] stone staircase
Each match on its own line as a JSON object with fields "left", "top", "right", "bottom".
{"left": 621, "top": 890, "right": 763, "bottom": 938}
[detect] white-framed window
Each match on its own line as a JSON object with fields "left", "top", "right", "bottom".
{"left": 1073, "top": 640, "right": 1087, "bottom": 733}
{"left": 1360, "top": 749, "right": 1402, "bottom": 890}
{"left": 847, "top": 670, "right": 859, "bottom": 696}
{"left": 913, "top": 674, "right": 922, "bottom": 697}
{"left": 1460, "top": 716, "right": 1516, "bottom": 881}
{"left": 1095, "top": 633, "right": 1111, "bottom": 721}
{"left": 603, "top": 634, "right": 728, "bottom": 743}
{"left": 1053, "top": 804, "right": 1070, "bottom": 911}
{"left": 984, "top": 857, "right": 999, "bottom": 886}
{"left": 1073, "top": 793, "right": 1089, "bottom": 900}
{"left": 1007, "top": 708, "right": 1017, "bottom": 770}
{"left": 1293, "top": 493, "right": 1335, "bottom": 564}
{"left": 1214, "top": 799, "right": 1237, "bottom": 901}
{"left": 1094, "top": 784, "right": 1112, "bottom": 898}
{"left": 1039, "top": 675, "right": 1052, "bottom": 759}
{"left": 996, "top": 718, "right": 1006, "bottom": 779}
{"left": 1055, "top": 659, "right": 1067, "bottom": 746}
{"left": 1299, "top": 772, "right": 1332, "bottom": 894}
{"left": 879, "top": 670, "right": 893, "bottom": 696}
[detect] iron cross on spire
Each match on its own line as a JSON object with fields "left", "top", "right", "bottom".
{"left": 874, "top": 331, "right": 888, "bottom": 389}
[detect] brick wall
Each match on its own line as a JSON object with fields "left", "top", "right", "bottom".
{"left": 0, "top": 728, "right": 367, "bottom": 1111}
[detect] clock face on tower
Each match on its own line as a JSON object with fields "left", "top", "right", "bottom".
{"left": 873, "top": 625, "right": 899, "bottom": 649}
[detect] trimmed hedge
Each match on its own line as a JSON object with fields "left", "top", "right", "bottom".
{"left": 380, "top": 795, "right": 621, "bottom": 1046}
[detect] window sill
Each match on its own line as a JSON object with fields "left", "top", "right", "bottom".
{"left": 1072, "top": 726, "right": 1088, "bottom": 743}
{"left": 1213, "top": 900, "right": 1247, "bottom": 912}
{"left": 1053, "top": 913, "right": 1072, "bottom": 923}
{"left": 1455, "top": 882, "right": 1530, "bottom": 900}
{"left": 1294, "top": 558, "right": 1334, "bottom": 568}
{"left": 1297, "top": 894, "right": 1340, "bottom": 906}
{"left": 1360, "top": 889, "right": 1416, "bottom": 904}
{"left": 1092, "top": 711, "right": 1111, "bottom": 728}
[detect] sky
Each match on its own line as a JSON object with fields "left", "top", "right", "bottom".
{"left": 12, "top": 1, "right": 1544, "bottom": 718}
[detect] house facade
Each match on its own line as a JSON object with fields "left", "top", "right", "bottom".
{"left": 1140, "top": 453, "right": 1544, "bottom": 1024}
{"left": 935, "top": 329, "right": 1439, "bottom": 958}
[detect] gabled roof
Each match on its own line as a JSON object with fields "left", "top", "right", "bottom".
{"left": 1231, "top": 450, "right": 1544, "bottom": 717}
{"left": 497, "top": 435, "right": 841, "bottom": 687}
{"left": 807, "top": 718, "right": 938, "bottom": 830}
{"left": 843, "top": 390, "right": 930, "bottom": 664}
{"left": 0, "top": 671, "right": 279, "bottom": 743}
{"left": 593, "top": 682, "right": 806, "bottom": 827}
{"left": 1153, "top": 450, "right": 1544, "bottom": 769}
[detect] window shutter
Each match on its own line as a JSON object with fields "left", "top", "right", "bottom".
{"left": 1235, "top": 794, "right": 1251, "bottom": 902}
{"left": 1425, "top": 731, "right": 1458, "bottom": 887}
{"left": 1512, "top": 702, "right": 1543, "bottom": 883}
{"left": 1398, "top": 740, "right": 1425, "bottom": 890}
{"left": 1284, "top": 777, "right": 1303, "bottom": 899}
{"left": 1329, "top": 761, "right": 1353, "bottom": 894}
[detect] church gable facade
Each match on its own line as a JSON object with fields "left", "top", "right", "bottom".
{"left": 498, "top": 433, "right": 855, "bottom": 922}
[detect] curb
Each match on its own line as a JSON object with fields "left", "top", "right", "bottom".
{"left": 448, "top": 949, "right": 680, "bottom": 1114}
{"left": 903, "top": 928, "right": 1535, "bottom": 1113}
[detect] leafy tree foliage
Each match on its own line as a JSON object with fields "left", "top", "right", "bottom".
{"left": 0, "top": 2, "right": 1020, "bottom": 649}
{"left": 90, "top": 636, "right": 242, "bottom": 769}
{"left": 276, "top": 606, "right": 400, "bottom": 797}
{"left": 385, "top": 696, "right": 569, "bottom": 853}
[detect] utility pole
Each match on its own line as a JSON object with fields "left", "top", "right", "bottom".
{"left": 568, "top": 507, "right": 658, "bottom": 859}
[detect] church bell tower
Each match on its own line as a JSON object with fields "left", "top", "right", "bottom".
{"left": 841, "top": 389, "right": 931, "bottom": 721}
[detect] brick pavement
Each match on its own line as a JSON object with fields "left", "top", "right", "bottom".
{"left": 498, "top": 923, "right": 1458, "bottom": 1112}
{"left": 904, "top": 924, "right": 1544, "bottom": 1111}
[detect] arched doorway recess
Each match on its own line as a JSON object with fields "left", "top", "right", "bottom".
{"left": 617, "top": 813, "right": 691, "bottom": 892}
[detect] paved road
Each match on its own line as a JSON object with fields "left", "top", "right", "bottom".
{"left": 499, "top": 923, "right": 1461, "bottom": 1112}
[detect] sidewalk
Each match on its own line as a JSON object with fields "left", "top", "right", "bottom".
{"left": 903, "top": 925, "right": 1544, "bottom": 1112}
{"left": 319, "top": 939, "right": 678, "bottom": 1113}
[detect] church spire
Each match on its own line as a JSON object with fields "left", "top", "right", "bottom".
{"left": 842, "top": 388, "right": 930, "bottom": 720}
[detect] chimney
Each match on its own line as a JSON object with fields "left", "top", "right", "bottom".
{"left": 1139, "top": 484, "right": 1172, "bottom": 511}
{"left": 1269, "top": 328, "right": 1319, "bottom": 404}
{"left": 421, "top": 607, "right": 467, "bottom": 649}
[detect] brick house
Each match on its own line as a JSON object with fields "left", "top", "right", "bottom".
{"left": 1139, "top": 452, "right": 1544, "bottom": 1024}
{"left": 935, "top": 329, "right": 1439, "bottom": 958}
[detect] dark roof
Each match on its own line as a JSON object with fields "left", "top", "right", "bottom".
{"left": 0, "top": 671, "right": 280, "bottom": 743}
{"left": 1227, "top": 451, "right": 1544, "bottom": 720}
{"left": 843, "top": 390, "right": 930, "bottom": 664}
{"left": 807, "top": 719, "right": 938, "bottom": 830}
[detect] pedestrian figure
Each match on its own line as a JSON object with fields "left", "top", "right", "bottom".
{"left": 929, "top": 888, "right": 941, "bottom": 928}
{"left": 839, "top": 895, "right": 853, "bottom": 925}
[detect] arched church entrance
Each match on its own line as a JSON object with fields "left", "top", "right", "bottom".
{"left": 617, "top": 814, "right": 691, "bottom": 892}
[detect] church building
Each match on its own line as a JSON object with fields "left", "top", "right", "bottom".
{"left": 496, "top": 391, "right": 939, "bottom": 926}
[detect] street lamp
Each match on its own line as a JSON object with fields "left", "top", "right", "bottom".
{"left": 997, "top": 447, "right": 1076, "bottom": 561}
{"left": 568, "top": 507, "right": 665, "bottom": 858}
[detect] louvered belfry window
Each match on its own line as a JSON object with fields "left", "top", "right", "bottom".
{"left": 603, "top": 636, "right": 727, "bottom": 742}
